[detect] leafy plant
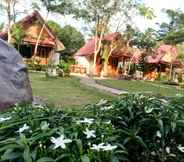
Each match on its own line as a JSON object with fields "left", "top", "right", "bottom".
{"left": 0, "top": 94, "right": 184, "bottom": 161}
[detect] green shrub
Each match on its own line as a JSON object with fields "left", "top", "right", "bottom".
{"left": 58, "top": 60, "right": 69, "bottom": 73}
{"left": 84, "top": 94, "right": 184, "bottom": 162}
{"left": 0, "top": 94, "right": 184, "bottom": 161}
{"left": 0, "top": 104, "right": 121, "bottom": 162}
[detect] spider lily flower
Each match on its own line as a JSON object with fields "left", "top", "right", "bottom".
{"left": 41, "top": 121, "right": 50, "bottom": 130}
{"left": 96, "top": 99, "right": 108, "bottom": 106}
{"left": 90, "top": 143, "right": 105, "bottom": 151}
{"left": 177, "top": 145, "right": 184, "bottom": 152}
{"left": 151, "top": 151, "right": 156, "bottom": 156}
{"left": 165, "top": 147, "right": 170, "bottom": 154}
{"left": 17, "top": 124, "right": 30, "bottom": 134}
{"left": 100, "top": 105, "right": 113, "bottom": 110}
{"left": 156, "top": 131, "right": 161, "bottom": 138}
{"left": 0, "top": 117, "right": 11, "bottom": 122}
{"left": 102, "top": 144, "right": 117, "bottom": 151}
{"left": 51, "top": 135, "right": 72, "bottom": 149}
{"left": 83, "top": 128, "right": 96, "bottom": 139}
{"left": 77, "top": 118, "right": 94, "bottom": 125}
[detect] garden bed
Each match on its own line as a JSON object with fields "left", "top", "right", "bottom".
{"left": 0, "top": 94, "right": 184, "bottom": 161}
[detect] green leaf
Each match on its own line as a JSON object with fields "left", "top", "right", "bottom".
{"left": 112, "top": 156, "right": 119, "bottom": 162}
{"left": 36, "top": 157, "right": 55, "bottom": 162}
{"left": 23, "top": 147, "right": 32, "bottom": 162}
{"left": 75, "top": 139, "right": 83, "bottom": 155}
{"left": 55, "top": 154, "right": 70, "bottom": 161}
{"left": 1, "top": 149, "right": 21, "bottom": 160}
{"left": 81, "top": 155, "right": 90, "bottom": 162}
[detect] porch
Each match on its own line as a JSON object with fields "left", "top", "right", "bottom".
{"left": 19, "top": 44, "right": 54, "bottom": 65}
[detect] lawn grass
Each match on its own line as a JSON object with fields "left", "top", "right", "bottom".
{"left": 96, "top": 79, "right": 184, "bottom": 97}
{"left": 29, "top": 72, "right": 113, "bottom": 108}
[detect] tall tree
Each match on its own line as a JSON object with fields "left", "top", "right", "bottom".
{"left": 49, "top": 0, "right": 154, "bottom": 75}
{"left": 11, "top": 24, "right": 25, "bottom": 51}
{"left": 47, "top": 21, "right": 85, "bottom": 54}
{"left": 33, "top": 0, "right": 51, "bottom": 57}
{"left": 0, "top": 0, "right": 22, "bottom": 43}
{"left": 33, "top": 0, "right": 80, "bottom": 57}
{"left": 131, "top": 28, "right": 157, "bottom": 50}
{"left": 158, "top": 9, "right": 184, "bottom": 44}
{"left": 79, "top": 0, "right": 154, "bottom": 73}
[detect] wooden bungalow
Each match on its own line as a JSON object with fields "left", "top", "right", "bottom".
{"left": 145, "top": 44, "right": 184, "bottom": 81}
{"left": 0, "top": 10, "right": 65, "bottom": 65}
{"left": 73, "top": 32, "right": 139, "bottom": 77}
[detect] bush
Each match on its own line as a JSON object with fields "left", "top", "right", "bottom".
{"left": 0, "top": 104, "right": 120, "bottom": 162}
{"left": 0, "top": 94, "right": 184, "bottom": 162}
{"left": 27, "top": 60, "right": 47, "bottom": 72}
{"left": 57, "top": 60, "right": 71, "bottom": 77}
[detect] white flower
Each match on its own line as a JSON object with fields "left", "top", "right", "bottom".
{"left": 41, "top": 121, "right": 50, "bottom": 130}
{"left": 177, "top": 145, "right": 184, "bottom": 153}
{"left": 100, "top": 105, "right": 113, "bottom": 110}
{"left": 96, "top": 99, "right": 108, "bottom": 106}
{"left": 90, "top": 143, "right": 105, "bottom": 151}
{"left": 77, "top": 118, "right": 94, "bottom": 125}
{"left": 90, "top": 143, "right": 117, "bottom": 151}
{"left": 0, "top": 117, "right": 11, "bottom": 122}
{"left": 102, "top": 144, "right": 117, "bottom": 151}
{"left": 17, "top": 124, "right": 29, "bottom": 134}
{"left": 51, "top": 135, "right": 72, "bottom": 149}
{"left": 144, "top": 106, "right": 154, "bottom": 113}
{"left": 156, "top": 131, "right": 161, "bottom": 138}
{"left": 83, "top": 128, "right": 96, "bottom": 139}
{"left": 159, "top": 99, "right": 168, "bottom": 104}
{"left": 151, "top": 151, "right": 156, "bottom": 156}
{"left": 104, "top": 120, "right": 111, "bottom": 124}
{"left": 165, "top": 147, "right": 170, "bottom": 154}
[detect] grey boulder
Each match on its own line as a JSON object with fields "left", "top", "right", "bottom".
{"left": 0, "top": 39, "right": 33, "bottom": 110}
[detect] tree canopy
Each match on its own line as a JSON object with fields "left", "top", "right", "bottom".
{"left": 158, "top": 9, "right": 184, "bottom": 44}
{"left": 131, "top": 28, "right": 157, "bottom": 50}
{"left": 47, "top": 21, "right": 85, "bottom": 55}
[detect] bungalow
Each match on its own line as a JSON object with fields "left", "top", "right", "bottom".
{"left": 0, "top": 10, "right": 65, "bottom": 65}
{"left": 73, "top": 32, "right": 140, "bottom": 77}
{"left": 145, "top": 44, "right": 183, "bottom": 81}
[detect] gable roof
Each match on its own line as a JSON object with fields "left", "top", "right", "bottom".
{"left": 74, "top": 32, "right": 133, "bottom": 58}
{"left": 0, "top": 10, "right": 65, "bottom": 51}
{"left": 75, "top": 32, "right": 121, "bottom": 57}
{"left": 145, "top": 44, "right": 183, "bottom": 67}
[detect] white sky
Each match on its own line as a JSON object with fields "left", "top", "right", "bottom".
{"left": 0, "top": 0, "right": 184, "bottom": 36}
{"left": 135, "top": 0, "right": 184, "bottom": 31}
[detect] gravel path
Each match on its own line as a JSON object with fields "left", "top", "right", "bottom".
{"left": 73, "top": 74, "right": 128, "bottom": 95}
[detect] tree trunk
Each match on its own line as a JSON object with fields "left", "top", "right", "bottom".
{"left": 93, "top": 16, "right": 109, "bottom": 75}
{"left": 7, "top": 1, "right": 11, "bottom": 43}
{"left": 33, "top": 11, "right": 49, "bottom": 58}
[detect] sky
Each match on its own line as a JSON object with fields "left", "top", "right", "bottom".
{"left": 0, "top": 0, "right": 184, "bottom": 36}
{"left": 135, "top": 0, "right": 184, "bottom": 31}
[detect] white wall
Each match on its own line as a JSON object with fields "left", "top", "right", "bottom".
{"left": 75, "top": 56, "right": 91, "bottom": 74}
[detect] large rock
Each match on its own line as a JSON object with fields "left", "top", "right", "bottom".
{"left": 0, "top": 39, "right": 33, "bottom": 110}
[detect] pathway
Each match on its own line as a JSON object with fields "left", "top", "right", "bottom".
{"left": 72, "top": 74, "right": 128, "bottom": 95}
